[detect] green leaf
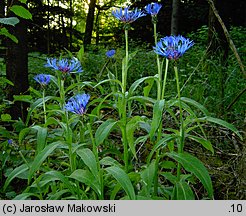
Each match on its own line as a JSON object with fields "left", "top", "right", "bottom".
{"left": 31, "top": 125, "right": 48, "bottom": 154}
{"left": 10, "top": 5, "right": 32, "bottom": 20}
{"left": 143, "top": 79, "right": 154, "bottom": 97}
{"left": 160, "top": 161, "right": 176, "bottom": 169}
{"left": 140, "top": 161, "right": 155, "bottom": 195}
{"left": 205, "top": 116, "right": 243, "bottom": 140}
{"left": 126, "top": 116, "right": 143, "bottom": 159}
{"left": 129, "top": 76, "right": 158, "bottom": 97}
{"left": 173, "top": 180, "right": 195, "bottom": 200}
{"left": 128, "top": 96, "right": 156, "bottom": 105}
{"left": 167, "top": 152, "right": 213, "bottom": 199}
{"left": 28, "top": 142, "right": 60, "bottom": 184}
{"left": 18, "top": 127, "right": 31, "bottom": 145}
{"left": 106, "top": 166, "right": 136, "bottom": 200}
{"left": 161, "top": 172, "right": 177, "bottom": 185}
{"left": 76, "top": 148, "right": 98, "bottom": 178}
{"left": 13, "top": 95, "right": 33, "bottom": 103}
{"left": 19, "top": 0, "right": 28, "bottom": 3}
{"left": 0, "top": 77, "right": 14, "bottom": 86}
{"left": 181, "top": 97, "right": 210, "bottom": 116}
{"left": 3, "top": 164, "right": 29, "bottom": 191}
{"left": 69, "top": 169, "right": 101, "bottom": 197}
{"left": 149, "top": 99, "right": 165, "bottom": 140}
{"left": 13, "top": 193, "right": 38, "bottom": 200}
{"left": 94, "top": 79, "right": 123, "bottom": 90}
{"left": 48, "top": 189, "right": 70, "bottom": 200}
{"left": 1, "top": 114, "right": 12, "bottom": 121}
{"left": 99, "top": 156, "right": 122, "bottom": 167}
{"left": 0, "top": 17, "right": 19, "bottom": 26}
{"left": 45, "top": 171, "right": 76, "bottom": 195}
{"left": 187, "top": 135, "right": 214, "bottom": 154}
{"left": 147, "top": 134, "right": 176, "bottom": 163}
{"left": 95, "top": 119, "right": 118, "bottom": 146}
{"left": 77, "top": 46, "right": 84, "bottom": 62}
{"left": 25, "top": 96, "right": 54, "bottom": 125}
{"left": 0, "top": 27, "right": 18, "bottom": 43}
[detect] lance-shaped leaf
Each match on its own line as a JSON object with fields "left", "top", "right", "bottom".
{"left": 28, "top": 141, "right": 60, "bottom": 184}
{"left": 95, "top": 119, "right": 118, "bottom": 146}
{"left": 149, "top": 99, "right": 165, "bottom": 140}
{"left": 173, "top": 180, "right": 195, "bottom": 200}
{"left": 76, "top": 148, "right": 98, "bottom": 178}
{"left": 166, "top": 152, "right": 213, "bottom": 199}
{"left": 106, "top": 166, "right": 136, "bottom": 200}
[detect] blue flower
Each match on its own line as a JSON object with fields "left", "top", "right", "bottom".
{"left": 7, "top": 139, "right": 13, "bottom": 145}
{"left": 153, "top": 35, "right": 194, "bottom": 60}
{"left": 145, "top": 3, "right": 162, "bottom": 16}
{"left": 112, "top": 7, "right": 146, "bottom": 24}
{"left": 64, "top": 94, "right": 90, "bottom": 115}
{"left": 45, "top": 57, "right": 83, "bottom": 74}
{"left": 34, "top": 74, "right": 51, "bottom": 86}
{"left": 106, "top": 49, "right": 116, "bottom": 58}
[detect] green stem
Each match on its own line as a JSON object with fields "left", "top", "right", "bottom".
{"left": 121, "top": 28, "right": 129, "bottom": 172}
{"left": 174, "top": 65, "right": 185, "bottom": 180}
{"left": 42, "top": 89, "right": 47, "bottom": 124}
{"left": 87, "top": 122, "right": 104, "bottom": 199}
{"left": 154, "top": 23, "right": 162, "bottom": 100}
{"left": 161, "top": 59, "right": 169, "bottom": 99}
{"left": 65, "top": 111, "right": 75, "bottom": 173}
{"left": 19, "top": 151, "right": 43, "bottom": 199}
{"left": 153, "top": 22, "right": 163, "bottom": 196}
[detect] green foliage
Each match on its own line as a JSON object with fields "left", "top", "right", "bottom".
{"left": 10, "top": 5, "right": 32, "bottom": 20}
{"left": 0, "top": 17, "right": 19, "bottom": 26}
{"left": 0, "top": 10, "right": 244, "bottom": 200}
{"left": 0, "top": 28, "right": 18, "bottom": 43}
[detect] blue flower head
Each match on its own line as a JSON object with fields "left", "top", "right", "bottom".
{"left": 64, "top": 94, "right": 90, "bottom": 115}
{"left": 153, "top": 35, "right": 194, "bottom": 60}
{"left": 7, "top": 139, "right": 13, "bottom": 145}
{"left": 106, "top": 49, "right": 116, "bottom": 58}
{"left": 112, "top": 7, "right": 146, "bottom": 24}
{"left": 145, "top": 3, "right": 162, "bottom": 16}
{"left": 34, "top": 74, "right": 51, "bottom": 86}
{"left": 45, "top": 57, "right": 83, "bottom": 74}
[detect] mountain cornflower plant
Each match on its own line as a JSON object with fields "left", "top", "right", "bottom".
{"left": 111, "top": 6, "right": 146, "bottom": 171}
{"left": 153, "top": 35, "right": 194, "bottom": 60}
{"left": 154, "top": 35, "right": 195, "bottom": 185}
{"left": 34, "top": 74, "right": 51, "bottom": 86}
{"left": 34, "top": 74, "right": 51, "bottom": 124}
{"left": 145, "top": 2, "right": 162, "bottom": 16}
{"left": 106, "top": 49, "right": 116, "bottom": 58}
{"left": 45, "top": 57, "right": 83, "bottom": 74}
{"left": 64, "top": 94, "right": 90, "bottom": 115}
{"left": 112, "top": 7, "right": 146, "bottom": 26}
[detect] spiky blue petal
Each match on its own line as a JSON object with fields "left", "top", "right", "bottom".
{"left": 34, "top": 74, "right": 51, "bottom": 86}
{"left": 112, "top": 7, "right": 146, "bottom": 24}
{"left": 153, "top": 35, "right": 194, "bottom": 60}
{"left": 64, "top": 94, "right": 90, "bottom": 115}
{"left": 145, "top": 3, "right": 162, "bottom": 16}
{"left": 45, "top": 57, "right": 83, "bottom": 74}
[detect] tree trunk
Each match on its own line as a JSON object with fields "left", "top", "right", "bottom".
{"left": 171, "top": 0, "right": 179, "bottom": 35}
{"left": 69, "top": 0, "right": 73, "bottom": 50}
{"left": 207, "top": 0, "right": 229, "bottom": 114}
{"left": 0, "top": 0, "right": 5, "bottom": 17}
{"left": 84, "top": 0, "right": 97, "bottom": 50}
{"left": 6, "top": 0, "right": 29, "bottom": 122}
{"left": 47, "top": 0, "right": 50, "bottom": 54}
{"left": 95, "top": 8, "right": 100, "bottom": 46}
